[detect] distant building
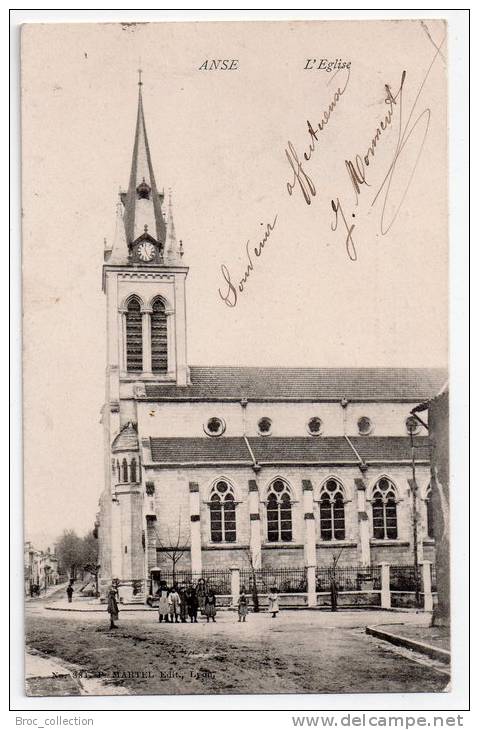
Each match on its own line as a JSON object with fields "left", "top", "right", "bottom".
{"left": 24, "top": 543, "right": 60, "bottom": 596}
{"left": 96, "top": 80, "right": 447, "bottom": 602}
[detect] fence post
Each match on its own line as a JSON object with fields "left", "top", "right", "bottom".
{"left": 421, "top": 561, "right": 433, "bottom": 612}
{"left": 306, "top": 565, "right": 316, "bottom": 608}
{"left": 380, "top": 563, "right": 391, "bottom": 609}
{"left": 230, "top": 567, "right": 240, "bottom": 607}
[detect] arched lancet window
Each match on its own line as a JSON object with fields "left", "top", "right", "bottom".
{"left": 130, "top": 458, "right": 137, "bottom": 483}
{"left": 121, "top": 458, "right": 129, "bottom": 483}
{"left": 372, "top": 478, "right": 398, "bottom": 539}
{"left": 125, "top": 297, "right": 143, "bottom": 373}
{"left": 266, "top": 480, "right": 293, "bottom": 542}
{"left": 425, "top": 485, "right": 434, "bottom": 539}
{"left": 151, "top": 298, "right": 168, "bottom": 374}
{"left": 116, "top": 460, "right": 120, "bottom": 483}
{"left": 210, "top": 480, "right": 236, "bottom": 543}
{"left": 319, "top": 479, "right": 345, "bottom": 541}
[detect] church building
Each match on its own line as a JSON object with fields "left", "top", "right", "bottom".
{"left": 97, "top": 79, "right": 446, "bottom": 603}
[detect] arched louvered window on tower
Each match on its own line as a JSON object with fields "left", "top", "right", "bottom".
{"left": 266, "top": 480, "right": 293, "bottom": 542}
{"left": 319, "top": 479, "right": 346, "bottom": 541}
{"left": 150, "top": 298, "right": 168, "bottom": 374}
{"left": 372, "top": 477, "right": 398, "bottom": 539}
{"left": 125, "top": 298, "right": 143, "bottom": 373}
{"left": 210, "top": 480, "right": 236, "bottom": 543}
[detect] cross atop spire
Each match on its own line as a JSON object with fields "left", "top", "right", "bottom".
{"left": 122, "top": 76, "right": 166, "bottom": 248}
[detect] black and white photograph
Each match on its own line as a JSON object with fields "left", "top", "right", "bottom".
{"left": 13, "top": 12, "right": 468, "bottom": 711}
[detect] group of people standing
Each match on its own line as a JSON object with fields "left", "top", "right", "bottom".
{"left": 106, "top": 580, "right": 281, "bottom": 629}
{"left": 155, "top": 580, "right": 217, "bottom": 624}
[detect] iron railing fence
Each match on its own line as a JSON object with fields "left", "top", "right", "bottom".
{"left": 140, "top": 563, "right": 436, "bottom": 597}
{"left": 152, "top": 569, "right": 231, "bottom": 595}
{"left": 389, "top": 564, "right": 424, "bottom": 592}
{"left": 315, "top": 565, "right": 381, "bottom": 592}
{"left": 239, "top": 567, "right": 307, "bottom": 594}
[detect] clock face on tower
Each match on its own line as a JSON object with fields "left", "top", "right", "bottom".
{"left": 136, "top": 241, "right": 156, "bottom": 262}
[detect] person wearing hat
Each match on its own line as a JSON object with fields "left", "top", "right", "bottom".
{"left": 107, "top": 583, "right": 120, "bottom": 629}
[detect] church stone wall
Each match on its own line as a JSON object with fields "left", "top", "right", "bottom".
{"left": 137, "top": 400, "right": 427, "bottom": 439}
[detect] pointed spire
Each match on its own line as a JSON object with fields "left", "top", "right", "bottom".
{"left": 108, "top": 196, "right": 129, "bottom": 263}
{"left": 123, "top": 76, "right": 166, "bottom": 247}
{"left": 166, "top": 189, "right": 180, "bottom": 263}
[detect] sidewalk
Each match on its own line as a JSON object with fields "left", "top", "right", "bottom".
{"left": 45, "top": 597, "right": 157, "bottom": 612}
{"left": 25, "top": 651, "right": 82, "bottom": 696}
{"left": 366, "top": 622, "right": 450, "bottom": 664}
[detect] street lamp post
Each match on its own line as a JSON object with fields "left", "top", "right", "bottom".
{"left": 409, "top": 429, "right": 421, "bottom": 608}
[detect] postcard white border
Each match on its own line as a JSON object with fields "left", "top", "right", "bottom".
{"left": 7, "top": 5, "right": 470, "bottom": 718}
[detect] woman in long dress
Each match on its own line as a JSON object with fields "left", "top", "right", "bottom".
{"left": 186, "top": 586, "right": 199, "bottom": 623}
{"left": 204, "top": 588, "right": 216, "bottom": 623}
{"left": 158, "top": 582, "right": 170, "bottom": 623}
{"left": 196, "top": 578, "right": 206, "bottom": 616}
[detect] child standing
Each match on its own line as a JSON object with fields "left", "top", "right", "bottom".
{"left": 168, "top": 585, "right": 182, "bottom": 623}
{"left": 268, "top": 587, "right": 279, "bottom": 618}
{"left": 238, "top": 588, "right": 248, "bottom": 622}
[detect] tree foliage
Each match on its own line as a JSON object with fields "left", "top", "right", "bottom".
{"left": 55, "top": 530, "right": 83, "bottom": 578}
{"left": 55, "top": 529, "right": 99, "bottom": 579}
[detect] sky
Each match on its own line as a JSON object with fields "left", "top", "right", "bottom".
{"left": 21, "top": 20, "right": 448, "bottom": 550}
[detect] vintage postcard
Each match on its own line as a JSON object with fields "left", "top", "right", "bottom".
{"left": 21, "top": 18, "right": 451, "bottom": 698}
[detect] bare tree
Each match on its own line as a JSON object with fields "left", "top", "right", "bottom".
{"left": 329, "top": 548, "right": 344, "bottom": 612}
{"left": 245, "top": 548, "right": 260, "bottom": 612}
{"left": 155, "top": 512, "right": 190, "bottom": 584}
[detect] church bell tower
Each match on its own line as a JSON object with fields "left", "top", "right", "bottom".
{"left": 99, "top": 73, "right": 189, "bottom": 599}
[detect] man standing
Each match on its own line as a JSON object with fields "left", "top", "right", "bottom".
{"left": 66, "top": 581, "right": 74, "bottom": 603}
{"left": 107, "top": 584, "right": 119, "bottom": 629}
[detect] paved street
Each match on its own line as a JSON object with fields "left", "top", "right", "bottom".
{"left": 25, "top": 595, "right": 449, "bottom": 696}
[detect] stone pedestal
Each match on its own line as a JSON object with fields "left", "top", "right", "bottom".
{"left": 306, "top": 566, "right": 317, "bottom": 608}
{"left": 380, "top": 562, "right": 391, "bottom": 609}
{"left": 230, "top": 567, "right": 240, "bottom": 607}
{"left": 422, "top": 560, "right": 433, "bottom": 612}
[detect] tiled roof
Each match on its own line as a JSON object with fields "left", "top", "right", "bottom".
{"left": 350, "top": 436, "right": 430, "bottom": 463}
{"left": 149, "top": 437, "right": 251, "bottom": 464}
{"left": 147, "top": 436, "right": 429, "bottom": 465}
{"left": 247, "top": 437, "right": 357, "bottom": 463}
{"left": 144, "top": 367, "right": 447, "bottom": 402}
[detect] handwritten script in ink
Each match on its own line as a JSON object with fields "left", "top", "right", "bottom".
{"left": 218, "top": 30, "right": 445, "bottom": 304}
{"left": 329, "top": 35, "right": 445, "bottom": 260}
{"left": 218, "top": 71, "right": 349, "bottom": 307}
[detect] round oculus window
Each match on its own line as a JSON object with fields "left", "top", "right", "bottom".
{"left": 405, "top": 415, "right": 420, "bottom": 435}
{"left": 357, "top": 416, "right": 373, "bottom": 435}
{"left": 307, "top": 417, "right": 322, "bottom": 435}
{"left": 258, "top": 417, "right": 272, "bottom": 435}
{"left": 204, "top": 417, "right": 226, "bottom": 437}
